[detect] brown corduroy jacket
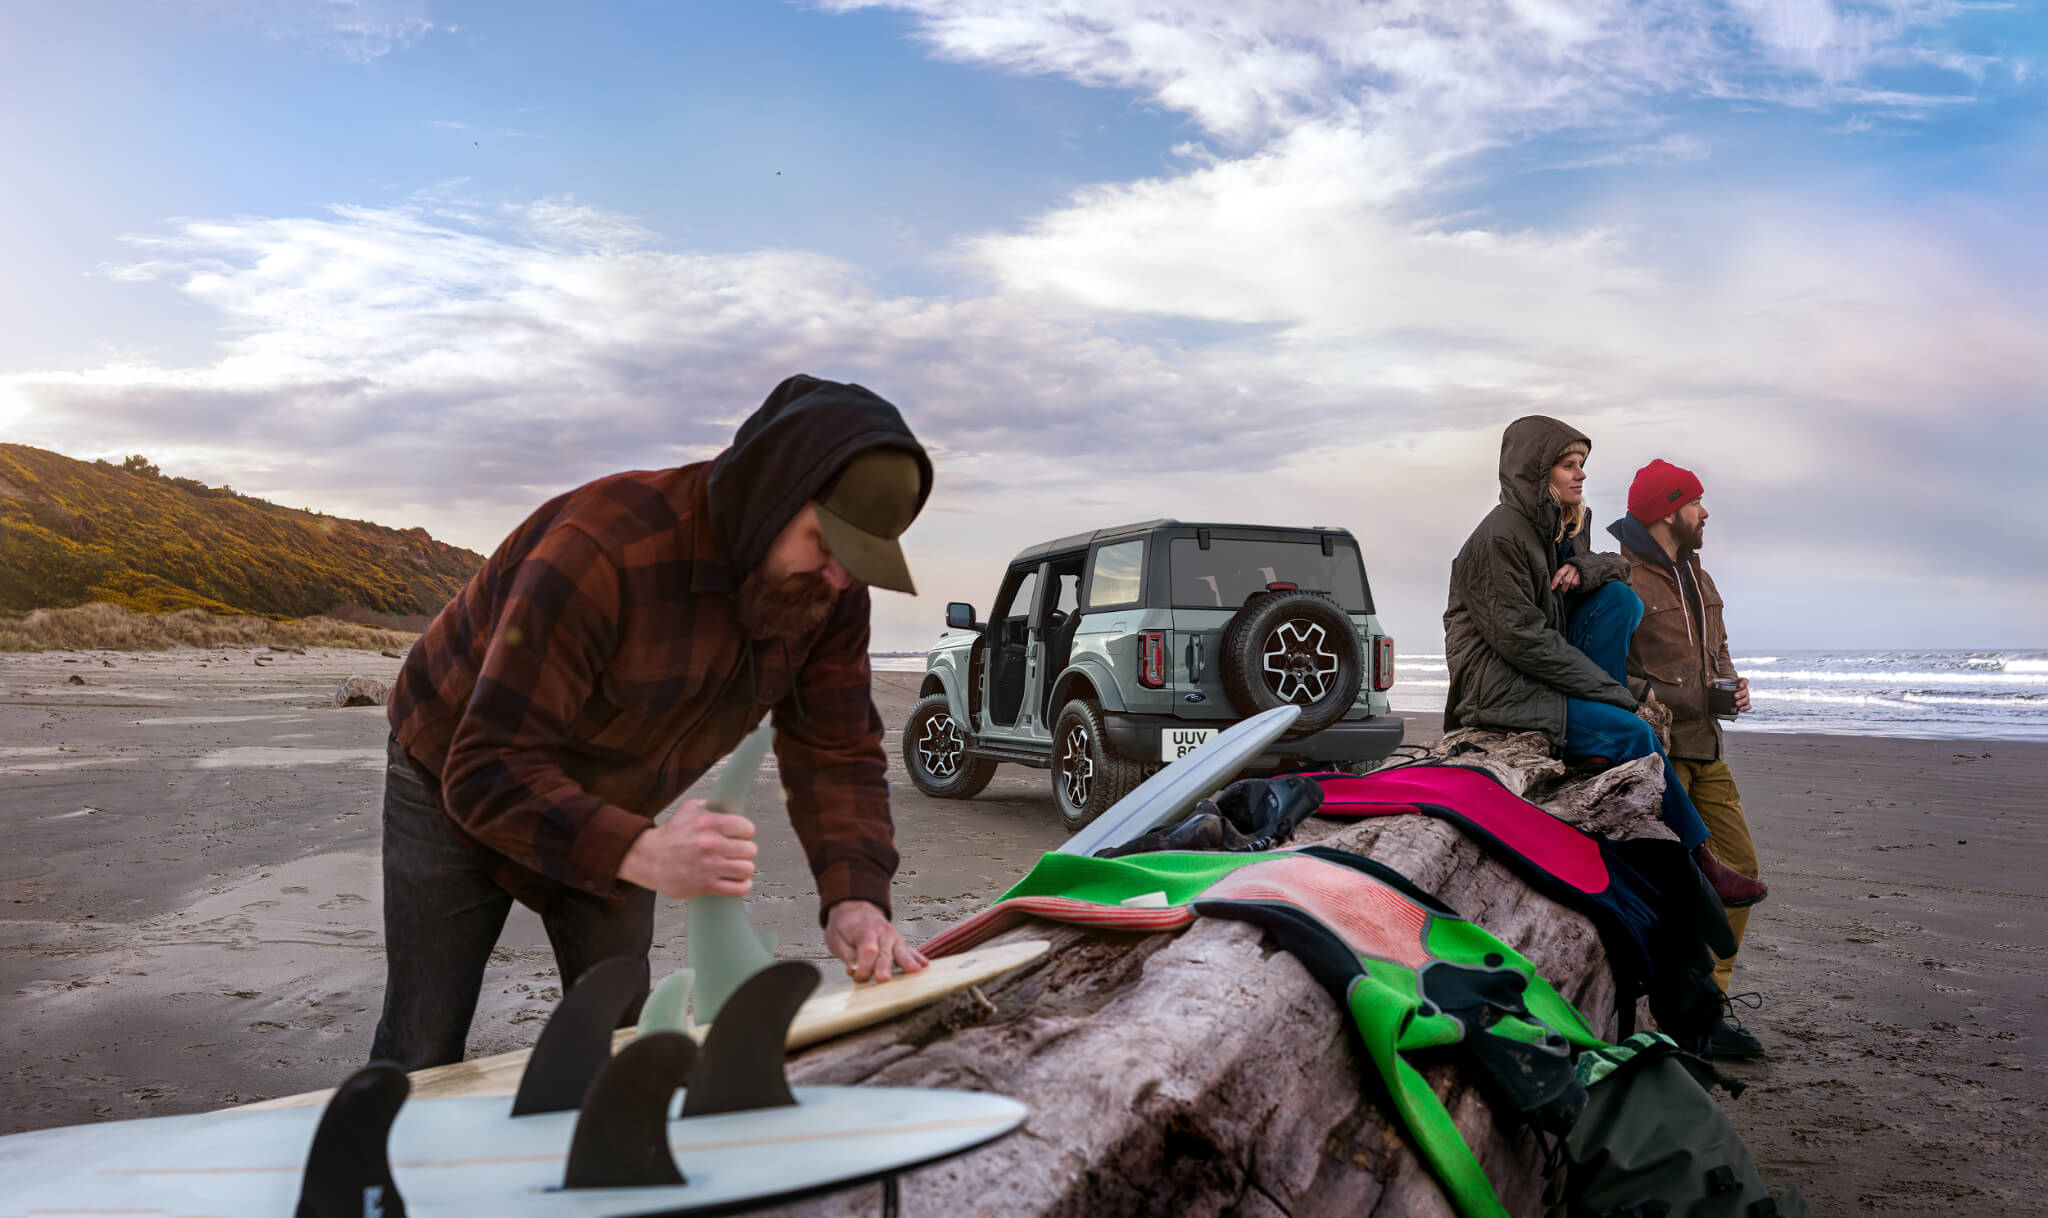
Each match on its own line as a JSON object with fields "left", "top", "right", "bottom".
{"left": 388, "top": 463, "right": 898, "bottom": 918}
{"left": 1608, "top": 515, "right": 1737, "bottom": 762}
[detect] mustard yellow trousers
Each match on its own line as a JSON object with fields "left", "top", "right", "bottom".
{"left": 1672, "top": 757, "right": 1758, "bottom": 993}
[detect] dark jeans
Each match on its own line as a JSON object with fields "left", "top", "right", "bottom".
{"left": 1562, "top": 583, "right": 1710, "bottom": 849}
{"left": 369, "top": 734, "right": 654, "bottom": 1070}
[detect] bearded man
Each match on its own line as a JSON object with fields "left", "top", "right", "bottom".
{"left": 371, "top": 375, "right": 931, "bottom": 1070}
{"left": 1609, "top": 459, "right": 1769, "bottom": 1059}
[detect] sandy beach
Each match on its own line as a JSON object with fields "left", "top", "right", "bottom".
{"left": 1, "top": 648, "right": 2039, "bottom": 1214}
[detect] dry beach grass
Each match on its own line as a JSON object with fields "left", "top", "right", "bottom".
{"left": 0, "top": 602, "right": 416, "bottom": 653}
{"left": 0, "top": 650, "right": 2039, "bottom": 1213}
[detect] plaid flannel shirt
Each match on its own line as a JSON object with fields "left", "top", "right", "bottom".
{"left": 388, "top": 463, "right": 897, "bottom": 917}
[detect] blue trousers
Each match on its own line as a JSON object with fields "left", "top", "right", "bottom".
{"left": 1564, "top": 583, "right": 1710, "bottom": 848}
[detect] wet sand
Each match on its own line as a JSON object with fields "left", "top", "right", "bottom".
{"left": 1, "top": 650, "right": 2040, "bottom": 1214}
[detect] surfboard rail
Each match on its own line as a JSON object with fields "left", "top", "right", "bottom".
{"left": 238, "top": 938, "right": 1048, "bottom": 1111}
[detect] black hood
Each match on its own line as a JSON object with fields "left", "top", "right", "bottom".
{"left": 1607, "top": 513, "right": 1683, "bottom": 573}
{"left": 707, "top": 375, "right": 933, "bottom": 579}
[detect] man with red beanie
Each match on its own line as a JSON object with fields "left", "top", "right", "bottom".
{"left": 1608, "top": 459, "right": 1769, "bottom": 1059}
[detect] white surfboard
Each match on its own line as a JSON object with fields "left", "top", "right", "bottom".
{"left": 1056, "top": 703, "right": 1300, "bottom": 859}
{"left": 241, "top": 938, "right": 1049, "bottom": 1111}
{"left": 0, "top": 1085, "right": 1026, "bottom": 1217}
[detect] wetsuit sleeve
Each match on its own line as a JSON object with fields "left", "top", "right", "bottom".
{"left": 440, "top": 525, "right": 653, "bottom": 897}
{"left": 774, "top": 584, "right": 898, "bottom": 921}
{"left": 1468, "top": 535, "right": 1636, "bottom": 707}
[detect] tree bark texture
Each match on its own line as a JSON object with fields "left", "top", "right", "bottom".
{"left": 764, "top": 732, "right": 1674, "bottom": 1217}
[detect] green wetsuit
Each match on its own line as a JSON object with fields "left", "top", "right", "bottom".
{"left": 924, "top": 847, "right": 1604, "bottom": 1218}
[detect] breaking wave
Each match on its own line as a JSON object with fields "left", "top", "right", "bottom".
{"left": 876, "top": 647, "right": 2048, "bottom": 741}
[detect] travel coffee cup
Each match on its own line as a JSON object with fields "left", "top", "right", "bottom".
{"left": 1709, "top": 678, "right": 1740, "bottom": 720}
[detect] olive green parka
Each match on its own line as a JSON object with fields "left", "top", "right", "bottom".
{"left": 1442, "top": 416, "right": 1636, "bottom": 746}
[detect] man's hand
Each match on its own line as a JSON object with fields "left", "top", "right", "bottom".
{"left": 1550, "top": 563, "right": 1582, "bottom": 593}
{"left": 1735, "top": 676, "right": 1752, "bottom": 714}
{"left": 824, "top": 899, "right": 928, "bottom": 984}
{"left": 616, "top": 799, "right": 757, "bottom": 899}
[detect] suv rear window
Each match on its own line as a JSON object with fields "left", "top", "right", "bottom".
{"left": 1169, "top": 537, "right": 1371, "bottom": 613}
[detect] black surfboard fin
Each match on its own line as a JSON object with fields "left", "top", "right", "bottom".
{"left": 511, "top": 955, "right": 648, "bottom": 1116}
{"left": 296, "top": 1063, "right": 410, "bottom": 1218}
{"left": 561, "top": 1030, "right": 698, "bottom": 1189}
{"left": 680, "top": 959, "right": 819, "bottom": 1118}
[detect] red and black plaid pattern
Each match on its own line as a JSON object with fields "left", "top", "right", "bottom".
{"left": 389, "top": 462, "right": 896, "bottom": 916}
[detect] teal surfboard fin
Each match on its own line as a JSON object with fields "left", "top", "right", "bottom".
{"left": 637, "top": 968, "right": 696, "bottom": 1036}
{"left": 685, "top": 723, "right": 779, "bottom": 1024}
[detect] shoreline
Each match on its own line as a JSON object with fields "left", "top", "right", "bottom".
{"left": 0, "top": 652, "right": 2041, "bottom": 1212}
{"left": 9, "top": 643, "right": 2044, "bottom": 744}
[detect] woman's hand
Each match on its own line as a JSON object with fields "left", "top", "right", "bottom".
{"left": 1549, "top": 563, "right": 1582, "bottom": 594}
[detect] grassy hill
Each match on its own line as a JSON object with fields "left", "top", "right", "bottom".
{"left": 0, "top": 444, "right": 483, "bottom": 620}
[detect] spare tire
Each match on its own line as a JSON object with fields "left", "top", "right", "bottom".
{"left": 1218, "top": 589, "right": 1364, "bottom": 737}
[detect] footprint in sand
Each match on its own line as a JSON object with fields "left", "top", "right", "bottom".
{"left": 316, "top": 893, "right": 367, "bottom": 910}
{"left": 242, "top": 900, "right": 281, "bottom": 911}
{"left": 281, "top": 886, "right": 309, "bottom": 895}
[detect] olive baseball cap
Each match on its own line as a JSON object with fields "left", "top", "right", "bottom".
{"left": 815, "top": 449, "right": 923, "bottom": 594}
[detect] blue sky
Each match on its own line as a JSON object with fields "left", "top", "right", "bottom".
{"left": 1, "top": 2, "right": 1181, "bottom": 362}
{"left": 2, "top": 1, "right": 2043, "bottom": 651}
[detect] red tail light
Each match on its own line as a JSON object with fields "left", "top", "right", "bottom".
{"left": 1372, "top": 636, "right": 1395, "bottom": 692}
{"left": 1140, "top": 631, "right": 1167, "bottom": 688}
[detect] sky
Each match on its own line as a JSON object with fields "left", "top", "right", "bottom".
{"left": 2, "top": 0, "right": 2043, "bottom": 653}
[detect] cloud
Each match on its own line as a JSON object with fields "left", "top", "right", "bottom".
{"left": 1, "top": 199, "right": 1362, "bottom": 535}
{"left": 827, "top": 0, "right": 1990, "bottom": 147}
{"left": 5, "top": 2, "right": 2040, "bottom": 648}
{"left": 1546, "top": 131, "right": 1713, "bottom": 168}
{"left": 185, "top": 0, "right": 436, "bottom": 62}
{"left": 842, "top": 2, "right": 2026, "bottom": 437}
{"left": 5, "top": 183, "right": 2040, "bottom": 649}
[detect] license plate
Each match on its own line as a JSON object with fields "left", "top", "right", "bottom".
{"left": 1161, "top": 726, "right": 1219, "bottom": 761}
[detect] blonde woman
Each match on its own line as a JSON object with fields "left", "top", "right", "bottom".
{"left": 1443, "top": 417, "right": 1757, "bottom": 904}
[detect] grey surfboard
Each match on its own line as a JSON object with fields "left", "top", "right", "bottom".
{"left": 0, "top": 1085, "right": 1025, "bottom": 1217}
{"left": 1056, "top": 703, "right": 1300, "bottom": 858}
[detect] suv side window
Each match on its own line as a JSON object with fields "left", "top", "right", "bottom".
{"left": 1085, "top": 539, "right": 1144, "bottom": 609}
{"left": 1049, "top": 568, "right": 1081, "bottom": 619}
{"left": 992, "top": 567, "right": 1039, "bottom": 644}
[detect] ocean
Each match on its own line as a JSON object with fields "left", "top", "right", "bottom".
{"left": 873, "top": 650, "right": 2048, "bottom": 743}
{"left": 1387, "top": 650, "right": 2048, "bottom": 743}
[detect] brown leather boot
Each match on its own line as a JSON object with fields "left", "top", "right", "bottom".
{"left": 1695, "top": 844, "right": 1767, "bottom": 908}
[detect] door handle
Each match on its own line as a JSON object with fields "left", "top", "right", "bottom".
{"left": 1184, "top": 633, "right": 1205, "bottom": 682}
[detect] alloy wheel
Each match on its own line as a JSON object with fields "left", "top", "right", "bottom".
{"left": 916, "top": 711, "right": 965, "bottom": 779}
{"left": 1260, "top": 618, "right": 1341, "bottom": 704}
{"left": 1059, "top": 724, "right": 1094, "bottom": 809}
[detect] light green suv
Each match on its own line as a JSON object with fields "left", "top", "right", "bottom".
{"left": 903, "top": 519, "right": 1402, "bottom": 830}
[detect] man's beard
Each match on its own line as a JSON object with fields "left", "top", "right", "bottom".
{"left": 736, "top": 567, "right": 839, "bottom": 641}
{"left": 1673, "top": 516, "right": 1705, "bottom": 552}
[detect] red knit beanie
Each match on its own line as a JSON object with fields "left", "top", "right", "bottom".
{"left": 1628, "top": 459, "right": 1704, "bottom": 523}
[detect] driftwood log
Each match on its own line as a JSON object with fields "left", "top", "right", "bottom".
{"left": 765, "top": 732, "right": 1675, "bottom": 1217}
